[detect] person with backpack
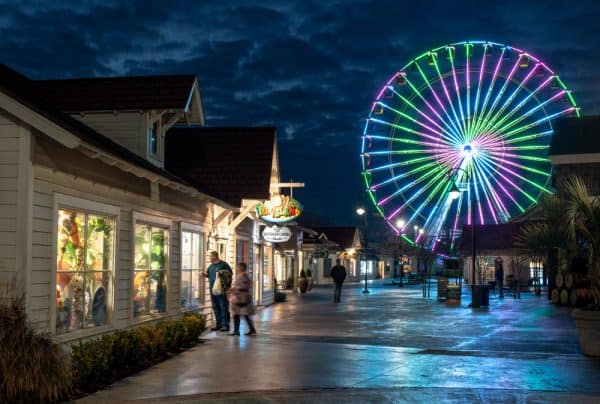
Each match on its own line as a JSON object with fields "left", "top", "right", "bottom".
{"left": 205, "top": 251, "right": 233, "bottom": 332}
{"left": 330, "top": 259, "right": 347, "bottom": 303}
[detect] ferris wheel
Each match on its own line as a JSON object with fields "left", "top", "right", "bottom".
{"left": 360, "top": 40, "right": 580, "bottom": 250}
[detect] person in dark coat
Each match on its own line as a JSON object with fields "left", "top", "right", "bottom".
{"left": 495, "top": 257, "right": 504, "bottom": 298}
{"left": 228, "top": 262, "right": 256, "bottom": 336}
{"left": 330, "top": 259, "right": 347, "bottom": 303}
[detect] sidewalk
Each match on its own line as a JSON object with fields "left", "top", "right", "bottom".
{"left": 81, "top": 282, "right": 600, "bottom": 402}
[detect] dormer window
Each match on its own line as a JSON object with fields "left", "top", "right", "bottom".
{"left": 149, "top": 120, "right": 160, "bottom": 158}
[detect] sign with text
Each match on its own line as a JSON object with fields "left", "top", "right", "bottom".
{"left": 256, "top": 194, "right": 302, "bottom": 224}
{"left": 262, "top": 225, "right": 292, "bottom": 243}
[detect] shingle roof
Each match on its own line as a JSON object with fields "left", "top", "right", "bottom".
{"left": 312, "top": 227, "right": 359, "bottom": 249}
{"left": 165, "top": 126, "right": 276, "bottom": 207}
{"left": 549, "top": 116, "right": 600, "bottom": 156}
{"left": 458, "top": 222, "right": 526, "bottom": 252}
{"left": 0, "top": 64, "right": 195, "bottom": 187}
{"left": 33, "top": 75, "right": 197, "bottom": 112}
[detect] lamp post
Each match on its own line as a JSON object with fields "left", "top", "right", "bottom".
{"left": 356, "top": 207, "right": 369, "bottom": 294}
{"left": 395, "top": 219, "right": 405, "bottom": 287}
{"left": 449, "top": 169, "right": 477, "bottom": 307}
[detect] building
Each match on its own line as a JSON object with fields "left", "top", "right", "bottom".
{"left": 550, "top": 116, "right": 600, "bottom": 196}
{"left": 0, "top": 64, "right": 283, "bottom": 340}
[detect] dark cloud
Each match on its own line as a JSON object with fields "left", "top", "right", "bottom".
{"left": 2, "top": 0, "right": 599, "bottom": 225}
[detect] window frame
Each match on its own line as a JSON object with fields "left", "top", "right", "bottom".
{"left": 132, "top": 212, "right": 172, "bottom": 322}
{"left": 51, "top": 194, "right": 120, "bottom": 340}
{"left": 180, "top": 222, "right": 206, "bottom": 312}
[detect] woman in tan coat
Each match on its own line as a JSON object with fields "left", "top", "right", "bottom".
{"left": 228, "top": 262, "right": 257, "bottom": 336}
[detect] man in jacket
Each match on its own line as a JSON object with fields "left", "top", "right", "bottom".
{"left": 330, "top": 259, "right": 347, "bottom": 303}
{"left": 205, "top": 251, "right": 232, "bottom": 331}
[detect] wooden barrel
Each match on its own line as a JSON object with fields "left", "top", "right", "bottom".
{"left": 573, "top": 273, "right": 591, "bottom": 289}
{"left": 560, "top": 288, "right": 569, "bottom": 305}
{"left": 555, "top": 273, "right": 564, "bottom": 288}
{"left": 551, "top": 288, "right": 560, "bottom": 304}
{"left": 570, "top": 288, "right": 590, "bottom": 307}
{"left": 565, "top": 273, "right": 574, "bottom": 289}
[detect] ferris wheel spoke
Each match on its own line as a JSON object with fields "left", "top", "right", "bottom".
{"left": 471, "top": 47, "right": 506, "bottom": 137}
{"left": 477, "top": 62, "right": 542, "bottom": 136}
{"left": 447, "top": 47, "right": 468, "bottom": 136}
{"left": 365, "top": 155, "right": 433, "bottom": 173}
{"left": 370, "top": 161, "right": 442, "bottom": 190}
{"left": 376, "top": 101, "right": 456, "bottom": 144}
{"left": 472, "top": 54, "right": 523, "bottom": 138}
{"left": 503, "top": 107, "right": 576, "bottom": 139}
{"left": 504, "top": 130, "right": 553, "bottom": 145}
{"left": 470, "top": 43, "right": 489, "bottom": 139}
{"left": 404, "top": 176, "right": 453, "bottom": 230}
{"left": 476, "top": 156, "right": 525, "bottom": 213}
{"left": 387, "top": 167, "right": 453, "bottom": 220}
{"left": 478, "top": 153, "right": 550, "bottom": 197}
{"left": 364, "top": 126, "right": 446, "bottom": 149}
{"left": 482, "top": 152, "right": 550, "bottom": 177}
{"left": 492, "top": 90, "right": 567, "bottom": 136}
{"left": 471, "top": 164, "right": 499, "bottom": 224}
{"left": 472, "top": 159, "right": 511, "bottom": 222}
{"left": 404, "top": 74, "right": 464, "bottom": 142}
{"left": 378, "top": 165, "right": 448, "bottom": 206}
{"left": 431, "top": 49, "right": 467, "bottom": 140}
{"left": 413, "top": 57, "right": 465, "bottom": 141}
{"left": 465, "top": 43, "right": 473, "bottom": 137}
{"left": 387, "top": 87, "right": 462, "bottom": 144}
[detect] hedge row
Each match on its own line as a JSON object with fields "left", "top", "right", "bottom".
{"left": 71, "top": 313, "right": 205, "bottom": 395}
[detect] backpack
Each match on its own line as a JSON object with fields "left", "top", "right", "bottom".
{"left": 218, "top": 266, "right": 233, "bottom": 291}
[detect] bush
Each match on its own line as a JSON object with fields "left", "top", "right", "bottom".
{"left": 71, "top": 312, "right": 205, "bottom": 395}
{"left": 0, "top": 284, "right": 72, "bottom": 402}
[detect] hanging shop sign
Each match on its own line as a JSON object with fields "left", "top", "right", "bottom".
{"left": 256, "top": 194, "right": 302, "bottom": 224}
{"left": 262, "top": 225, "right": 292, "bottom": 243}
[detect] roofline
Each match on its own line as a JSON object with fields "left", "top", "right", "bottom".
{"left": 550, "top": 153, "right": 600, "bottom": 165}
{"left": 0, "top": 88, "right": 235, "bottom": 210}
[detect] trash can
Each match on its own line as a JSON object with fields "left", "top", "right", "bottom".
{"left": 472, "top": 285, "right": 490, "bottom": 307}
{"left": 437, "top": 276, "right": 448, "bottom": 300}
{"left": 446, "top": 284, "right": 461, "bottom": 305}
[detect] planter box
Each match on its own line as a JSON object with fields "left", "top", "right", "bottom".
{"left": 572, "top": 308, "right": 600, "bottom": 357}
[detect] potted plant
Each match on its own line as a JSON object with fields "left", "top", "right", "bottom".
{"left": 298, "top": 270, "right": 308, "bottom": 293}
{"left": 306, "top": 269, "right": 314, "bottom": 291}
{"left": 563, "top": 176, "right": 600, "bottom": 356}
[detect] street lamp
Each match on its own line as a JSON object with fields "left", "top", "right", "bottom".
{"left": 449, "top": 169, "right": 477, "bottom": 308}
{"left": 396, "top": 219, "right": 406, "bottom": 286}
{"left": 356, "top": 207, "right": 369, "bottom": 294}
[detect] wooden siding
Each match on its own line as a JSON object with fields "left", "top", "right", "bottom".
{"left": 72, "top": 112, "right": 147, "bottom": 160}
{"left": 0, "top": 113, "right": 18, "bottom": 284}
{"left": 33, "top": 132, "right": 150, "bottom": 197}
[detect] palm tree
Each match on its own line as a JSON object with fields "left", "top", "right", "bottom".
{"left": 562, "top": 176, "right": 600, "bottom": 304}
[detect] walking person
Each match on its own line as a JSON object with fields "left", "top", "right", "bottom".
{"left": 495, "top": 256, "right": 504, "bottom": 298}
{"left": 330, "top": 259, "right": 347, "bottom": 303}
{"left": 205, "top": 251, "right": 233, "bottom": 332}
{"left": 228, "top": 262, "right": 257, "bottom": 336}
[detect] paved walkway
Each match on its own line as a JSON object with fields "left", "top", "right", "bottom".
{"left": 82, "top": 281, "right": 600, "bottom": 403}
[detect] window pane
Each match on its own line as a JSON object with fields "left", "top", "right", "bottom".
{"left": 151, "top": 227, "right": 167, "bottom": 270}
{"left": 86, "top": 215, "right": 115, "bottom": 271}
{"left": 133, "top": 270, "right": 166, "bottom": 317}
{"left": 191, "top": 233, "right": 201, "bottom": 269}
{"left": 181, "top": 269, "right": 191, "bottom": 308}
{"left": 182, "top": 231, "right": 192, "bottom": 270}
{"left": 135, "top": 224, "right": 151, "bottom": 270}
{"left": 57, "top": 210, "right": 85, "bottom": 271}
{"left": 55, "top": 271, "right": 85, "bottom": 334}
{"left": 84, "top": 270, "right": 110, "bottom": 327}
{"left": 191, "top": 269, "right": 201, "bottom": 308}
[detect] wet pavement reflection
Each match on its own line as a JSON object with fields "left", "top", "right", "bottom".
{"left": 83, "top": 281, "right": 600, "bottom": 401}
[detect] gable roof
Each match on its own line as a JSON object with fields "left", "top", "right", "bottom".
{"left": 165, "top": 126, "right": 277, "bottom": 207}
{"left": 458, "top": 222, "right": 526, "bottom": 252}
{"left": 33, "top": 75, "right": 198, "bottom": 112}
{"left": 312, "top": 227, "right": 359, "bottom": 249}
{"left": 0, "top": 64, "right": 231, "bottom": 207}
{"left": 550, "top": 116, "right": 600, "bottom": 156}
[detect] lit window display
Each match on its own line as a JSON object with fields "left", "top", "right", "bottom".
{"left": 181, "top": 230, "right": 203, "bottom": 310}
{"left": 263, "top": 245, "right": 273, "bottom": 289}
{"left": 134, "top": 224, "right": 168, "bottom": 317}
{"left": 55, "top": 209, "right": 115, "bottom": 334}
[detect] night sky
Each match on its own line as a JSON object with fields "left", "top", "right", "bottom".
{"left": 2, "top": 0, "right": 600, "bottom": 228}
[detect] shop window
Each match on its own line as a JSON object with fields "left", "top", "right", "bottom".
{"left": 55, "top": 209, "right": 115, "bottom": 335}
{"left": 263, "top": 245, "right": 273, "bottom": 289}
{"left": 181, "top": 230, "right": 204, "bottom": 310}
{"left": 134, "top": 223, "right": 168, "bottom": 317}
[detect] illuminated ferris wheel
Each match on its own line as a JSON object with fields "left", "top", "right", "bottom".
{"left": 360, "top": 40, "right": 580, "bottom": 249}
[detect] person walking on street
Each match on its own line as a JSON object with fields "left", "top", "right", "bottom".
{"left": 495, "top": 256, "right": 504, "bottom": 298}
{"left": 330, "top": 259, "right": 347, "bottom": 303}
{"left": 228, "top": 262, "right": 257, "bottom": 336}
{"left": 205, "top": 251, "right": 233, "bottom": 332}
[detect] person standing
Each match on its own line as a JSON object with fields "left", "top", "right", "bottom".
{"left": 330, "top": 259, "right": 347, "bottom": 303}
{"left": 495, "top": 256, "right": 504, "bottom": 298}
{"left": 228, "top": 262, "right": 257, "bottom": 336}
{"left": 205, "top": 251, "right": 233, "bottom": 331}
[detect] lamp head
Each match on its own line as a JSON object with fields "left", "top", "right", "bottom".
{"left": 356, "top": 207, "right": 366, "bottom": 216}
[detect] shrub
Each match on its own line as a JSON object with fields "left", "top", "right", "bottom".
{"left": 0, "top": 282, "right": 72, "bottom": 402}
{"left": 71, "top": 312, "right": 205, "bottom": 395}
